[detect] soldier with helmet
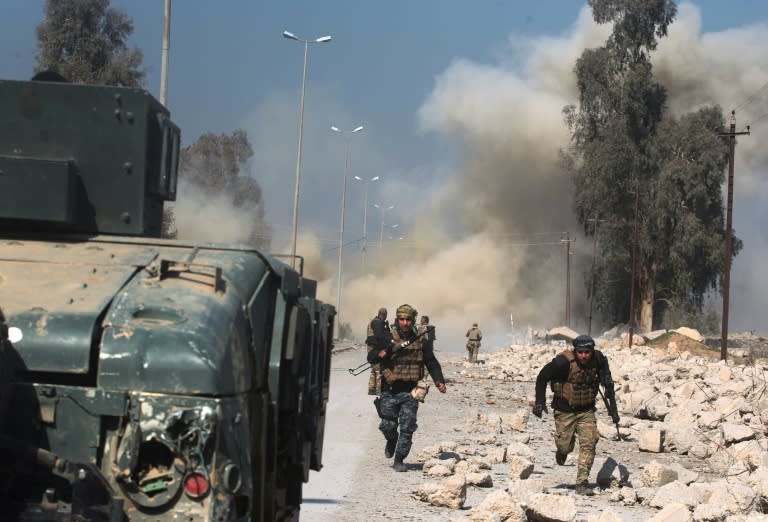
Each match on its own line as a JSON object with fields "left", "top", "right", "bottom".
{"left": 367, "top": 304, "right": 446, "bottom": 472}
{"left": 465, "top": 322, "right": 482, "bottom": 363}
{"left": 532, "top": 334, "right": 618, "bottom": 495}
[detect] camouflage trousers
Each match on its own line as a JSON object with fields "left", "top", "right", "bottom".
{"left": 554, "top": 408, "right": 598, "bottom": 482}
{"left": 378, "top": 390, "right": 419, "bottom": 459}
{"left": 466, "top": 341, "right": 480, "bottom": 363}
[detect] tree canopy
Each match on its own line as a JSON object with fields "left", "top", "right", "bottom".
{"left": 35, "top": 0, "right": 145, "bottom": 86}
{"left": 175, "top": 130, "right": 271, "bottom": 249}
{"left": 563, "top": 0, "right": 736, "bottom": 332}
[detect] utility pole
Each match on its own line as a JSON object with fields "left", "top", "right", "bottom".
{"left": 718, "top": 112, "right": 750, "bottom": 361}
{"left": 628, "top": 182, "right": 640, "bottom": 349}
{"left": 587, "top": 216, "right": 605, "bottom": 336}
{"left": 561, "top": 233, "right": 574, "bottom": 326}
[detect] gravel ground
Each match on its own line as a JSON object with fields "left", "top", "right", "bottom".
{"left": 301, "top": 345, "right": 707, "bottom": 521}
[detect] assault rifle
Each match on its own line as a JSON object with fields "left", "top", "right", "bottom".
{"left": 597, "top": 386, "right": 622, "bottom": 441}
{"left": 348, "top": 326, "right": 434, "bottom": 376}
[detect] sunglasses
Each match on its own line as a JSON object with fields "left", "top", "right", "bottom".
{"left": 397, "top": 316, "right": 413, "bottom": 321}
{"left": 574, "top": 348, "right": 593, "bottom": 354}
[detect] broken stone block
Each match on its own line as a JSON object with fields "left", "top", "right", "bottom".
{"left": 524, "top": 493, "right": 576, "bottom": 522}
{"left": 415, "top": 474, "right": 466, "bottom": 509}
{"left": 648, "top": 502, "right": 692, "bottom": 522}
{"left": 641, "top": 460, "right": 678, "bottom": 488}
{"left": 722, "top": 422, "right": 755, "bottom": 444}
{"left": 473, "top": 490, "right": 524, "bottom": 521}
{"left": 639, "top": 428, "right": 664, "bottom": 452}
{"left": 507, "top": 455, "right": 534, "bottom": 480}
{"left": 465, "top": 472, "right": 493, "bottom": 488}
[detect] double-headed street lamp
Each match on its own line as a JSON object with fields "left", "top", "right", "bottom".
{"left": 331, "top": 125, "right": 364, "bottom": 327}
{"left": 374, "top": 203, "right": 395, "bottom": 249}
{"left": 283, "top": 30, "right": 332, "bottom": 268}
{"left": 353, "top": 175, "right": 379, "bottom": 273}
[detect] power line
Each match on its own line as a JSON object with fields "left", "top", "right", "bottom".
{"left": 733, "top": 78, "right": 768, "bottom": 114}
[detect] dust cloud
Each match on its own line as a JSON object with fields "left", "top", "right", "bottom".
{"left": 331, "top": 2, "right": 768, "bottom": 348}
{"left": 174, "top": 3, "right": 768, "bottom": 350}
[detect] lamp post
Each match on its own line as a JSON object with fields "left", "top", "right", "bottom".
{"left": 353, "top": 175, "right": 380, "bottom": 273}
{"left": 330, "top": 125, "right": 364, "bottom": 328}
{"left": 374, "top": 203, "right": 395, "bottom": 249}
{"left": 159, "top": 0, "right": 172, "bottom": 107}
{"left": 283, "top": 30, "right": 332, "bottom": 269}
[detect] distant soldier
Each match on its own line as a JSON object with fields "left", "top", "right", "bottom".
{"left": 367, "top": 304, "right": 446, "bottom": 472}
{"left": 418, "top": 315, "right": 436, "bottom": 351}
{"left": 465, "top": 322, "right": 482, "bottom": 363}
{"left": 366, "top": 308, "right": 392, "bottom": 396}
{"left": 532, "top": 334, "right": 618, "bottom": 495}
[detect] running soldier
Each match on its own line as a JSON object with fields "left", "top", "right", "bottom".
{"left": 532, "top": 334, "right": 618, "bottom": 495}
{"left": 367, "top": 304, "right": 446, "bottom": 471}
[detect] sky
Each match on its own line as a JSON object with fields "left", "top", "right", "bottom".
{"left": 3, "top": 1, "right": 768, "bottom": 347}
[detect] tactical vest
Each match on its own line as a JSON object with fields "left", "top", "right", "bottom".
{"left": 381, "top": 328, "right": 425, "bottom": 384}
{"left": 550, "top": 349, "right": 600, "bottom": 409}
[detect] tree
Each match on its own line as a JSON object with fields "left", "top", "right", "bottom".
{"left": 35, "top": 0, "right": 145, "bottom": 86}
{"left": 175, "top": 130, "right": 271, "bottom": 249}
{"left": 180, "top": 130, "right": 253, "bottom": 191}
{"left": 563, "top": 0, "right": 737, "bottom": 331}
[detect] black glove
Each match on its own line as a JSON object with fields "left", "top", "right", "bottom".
{"left": 532, "top": 403, "right": 547, "bottom": 418}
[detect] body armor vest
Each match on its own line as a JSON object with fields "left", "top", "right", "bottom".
{"left": 551, "top": 349, "right": 600, "bottom": 409}
{"left": 381, "top": 328, "right": 424, "bottom": 384}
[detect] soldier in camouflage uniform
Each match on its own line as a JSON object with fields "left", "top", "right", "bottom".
{"left": 465, "top": 323, "right": 482, "bottom": 363}
{"left": 532, "top": 334, "right": 617, "bottom": 495}
{"left": 367, "top": 304, "right": 446, "bottom": 472}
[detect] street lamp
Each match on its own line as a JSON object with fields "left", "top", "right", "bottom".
{"left": 374, "top": 203, "right": 395, "bottom": 249}
{"left": 353, "top": 175, "right": 380, "bottom": 273}
{"left": 283, "top": 30, "right": 332, "bottom": 269}
{"left": 330, "top": 125, "right": 364, "bottom": 328}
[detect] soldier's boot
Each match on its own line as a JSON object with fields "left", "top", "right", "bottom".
{"left": 555, "top": 451, "right": 567, "bottom": 465}
{"left": 392, "top": 455, "right": 407, "bottom": 472}
{"left": 385, "top": 438, "right": 397, "bottom": 459}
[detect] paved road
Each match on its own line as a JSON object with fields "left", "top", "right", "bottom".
{"left": 300, "top": 348, "right": 380, "bottom": 520}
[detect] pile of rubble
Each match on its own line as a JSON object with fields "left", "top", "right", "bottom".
{"left": 407, "top": 328, "right": 768, "bottom": 521}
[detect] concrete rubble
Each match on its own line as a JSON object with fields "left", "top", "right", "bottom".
{"left": 413, "top": 329, "right": 768, "bottom": 521}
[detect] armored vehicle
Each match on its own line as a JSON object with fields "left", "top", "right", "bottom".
{"left": 0, "top": 78, "right": 334, "bottom": 520}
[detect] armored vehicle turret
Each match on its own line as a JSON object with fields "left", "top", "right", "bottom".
{"left": 0, "top": 78, "right": 334, "bottom": 521}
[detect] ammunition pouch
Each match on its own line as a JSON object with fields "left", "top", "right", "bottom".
{"left": 410, "top": 379, "right": 430, "bottom": 403}
{"left": 368, "top": 367, "right": 382, "bottom": 396}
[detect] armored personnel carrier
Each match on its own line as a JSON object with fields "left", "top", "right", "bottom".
{"left": 0, "top": 78, "right": 334, "bottom": 520}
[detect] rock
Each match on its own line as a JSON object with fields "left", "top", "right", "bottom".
{"left": 415, "top": 474, "right": 467, "bottom": 509}
{"left": 507, "top": 455, "right": 534, "bottom": 480}
{"left": 473, "top": 490, "right": 525, "bottom": 521}
{"left": 649, "top": 480, "right": 703, "bottom": 508}
{"left": 673, "top": 327, "right": 704, "bottom": 342}
{"left": 639, "top": 429, "right": 664, "bottom": 452}
{"left": 525, "top": 493, "right": 577, "bottom": 522}
{"left": 466, "top": 472, "right": 493, "bottom": 487}
{"left": 722, "top": 422, "right": 756, "bottom": 444}
{"left": 648, "top": 502, "right": 693, "bottom": 522}
{"left": 641, "top": 460, "right": 678, "bottom": 487}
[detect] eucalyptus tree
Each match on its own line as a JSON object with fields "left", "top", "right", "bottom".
{"left": 35, "top": 0, "right": 145, "bottom": 86}
{"left": 563, "top": 0, "right": 735, "bottom": 331}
